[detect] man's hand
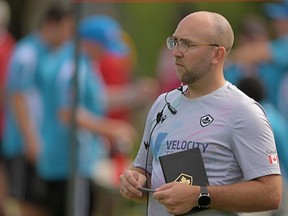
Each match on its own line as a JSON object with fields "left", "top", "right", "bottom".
{"left": 153, "top": 182, "right": 200, "bottom": 215}
{"left": 119, "top": 169, "right": 147, "bottom": 200}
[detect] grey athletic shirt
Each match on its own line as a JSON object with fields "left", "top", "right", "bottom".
{"left": 134, "top": 82, "right": 281, "bottom": 216}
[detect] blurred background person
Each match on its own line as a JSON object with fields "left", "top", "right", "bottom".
{"left": 2, "top": 3, "right": 74, "bottom": 216}
{"left": 0, "top": 0, "right": 15, "bottom": 215}
{"left": 225, "top": 14, "right": 270, "bottom": 85}
{"left": 79, "top": 15, "right": 158, "bottom": 122}
{"left": 37, "top": 38, "right": 137, "bottom": 216}
{"left": 79, "top": 14, "right": 158, "bottom": 186}
{"left": 238, "top": 77, "right": 288, "bottom": 216}
{"left": 79, "top": 14, "right": 158, "bottom": 216}
{"left": 229, "top": 1, "right": 288, "bottom": 120}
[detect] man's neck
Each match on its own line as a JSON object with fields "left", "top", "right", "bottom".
{"left": 185, "top": 76, "right": 226, "bottom": 99}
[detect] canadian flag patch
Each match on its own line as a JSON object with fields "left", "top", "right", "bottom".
{"left": 268, "top": 154, "right": 278, "bottom": 165}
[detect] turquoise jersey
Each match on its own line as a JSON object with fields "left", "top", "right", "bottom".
{"left": 36, "top": 43, "right": 108, "bottom": 180}
{"left": 2, "top": 33, "right": 47, "bottom": 158}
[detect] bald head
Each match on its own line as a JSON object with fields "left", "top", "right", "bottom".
{"left": 176, "top": 11, "right": 234, "bottom": 54}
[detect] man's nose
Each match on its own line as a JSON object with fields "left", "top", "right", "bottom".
{"left": 172, "top": 45, "right": 183, "bottom": 57}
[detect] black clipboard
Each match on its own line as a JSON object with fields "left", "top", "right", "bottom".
{"left": 159, "top": 148, "right": 209, "bottom": 215}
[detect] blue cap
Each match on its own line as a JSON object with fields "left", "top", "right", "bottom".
{"left": 264, "top": 2, "right": 288, "bottom": 20}
{"left": 79, "top": 15, "right": 128, "bottom": 55}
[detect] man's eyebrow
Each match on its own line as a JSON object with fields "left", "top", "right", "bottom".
{"left": 172, "top": 36, "right": 194, "bottom": 43}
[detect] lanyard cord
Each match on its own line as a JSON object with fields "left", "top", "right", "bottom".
{"left": 143, "top": 115, "right": 162, "bottom": 216}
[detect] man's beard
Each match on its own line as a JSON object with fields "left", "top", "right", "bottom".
{"left": 178, "top": 59, "right": 212, "bottom": 85}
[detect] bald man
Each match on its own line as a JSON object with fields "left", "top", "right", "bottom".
{"left": 119, "top": 11, "right": 282, "bottom": 216}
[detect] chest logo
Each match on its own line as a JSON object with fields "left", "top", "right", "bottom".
{"left": 200, "top": 114, "right": 214, "bottom": 127}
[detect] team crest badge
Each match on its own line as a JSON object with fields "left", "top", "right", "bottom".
{"left": 175, "top": 173, "right": 193, "bottom": 185}
{"left": 200, "top": 114, "right": 214, "bottom": 127}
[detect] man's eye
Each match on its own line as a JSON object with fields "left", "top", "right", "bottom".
{"left": 180, "top": 40, "right": 188, "bottom": 46}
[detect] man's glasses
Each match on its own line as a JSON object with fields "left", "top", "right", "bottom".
{"left": 166, "top": 36, "right": 219, "bottom": 53}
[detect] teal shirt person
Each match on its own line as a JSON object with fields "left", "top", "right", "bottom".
{"left": 2, "top": 33, "right": 47, "bottom": 158}
{"left": 36, "top": 42, "right": 108, "bottom": 180}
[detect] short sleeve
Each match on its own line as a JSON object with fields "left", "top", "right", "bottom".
{"left": 7, "top": 44, "right": 38, "bottom": 92}
{"left": 232, "top": 101, "right": 281, "bottom": 180}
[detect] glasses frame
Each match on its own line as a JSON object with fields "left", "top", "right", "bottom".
{"left": 166, "top": 36, "right": 220, "bottom": 53}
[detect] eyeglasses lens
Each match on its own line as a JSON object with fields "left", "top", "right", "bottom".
{"left": 166, "top": 37, "right": 189, "bottom": 52}
{"left": 166, "top": 37, "right": 175, "bottom": 50}
{"left": 178, "top": 40, "right": 188, "bottom": 52}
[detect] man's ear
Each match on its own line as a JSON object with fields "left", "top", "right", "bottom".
{"left": 212, "top": 46, "right": 226, "bottom": 64}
